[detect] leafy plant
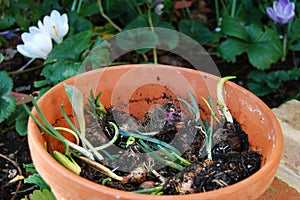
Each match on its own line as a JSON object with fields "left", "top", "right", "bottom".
{"left": 247, "top": 68, "right": 300, "bottom": 97}
{"left": 0, "top": 71, "right": 16, "bottom": 123}
{"left": 217, "top": 15, "right": 282, "bottom": 70}
{"left": 21, "top": 189, "right": 55, "bottom": 200}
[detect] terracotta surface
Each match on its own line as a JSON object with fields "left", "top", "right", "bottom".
{"left": 27, "top": 64, "right": 283, "bottom": 200}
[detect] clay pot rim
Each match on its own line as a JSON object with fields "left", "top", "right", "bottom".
{"left": 28, "top": 64, "right": 283, "bottom": 199}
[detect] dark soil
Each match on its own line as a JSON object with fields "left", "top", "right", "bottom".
{"left": 77, "top": 102, "right": 261, "bottom": 195}
{"left": 0, "top": 129, "right": 36, "bottom": 200}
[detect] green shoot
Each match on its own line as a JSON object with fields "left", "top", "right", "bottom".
{"left": 94, "top": 122, "right": 119, "bottom": 151}
{"left": 201, "top": 96, "right": 220, "bottom": 124}
{"left": 22, "top": 96, "right": 71, "bottom": 156}
{"left": 64, "top": 84, "right": 86, "bottom": 145}
{"left": 86, "top": 89, "right": 107, "bottom": 119}
{"left": 53, "top": 151, "right": 81, "bottom": 175}
{"left": 126, "top": 134, "right": 135, "bottom": 148}
{"left": 54, "top": 127, "right": 80, "bottom": 145}
{"left": 178, "top": 92, "right": 206, "bottom": 131}
{"left": 132, "top": 185, "right": 163, "bottom": 194}
{"left": 119, "top": 129, "right": 181, "bottom": 156}
{"left": 79, "top": 156, "right": 123, "bottom": 181}
{"left": 217, "top": 76, "right": 236, "bottom": 123}
{"left": 102, "top": 177, "right": 112, "bottom": 185}
{"left": 137, "top": 139, "right": 184, "bottom": 171}
{"left": 61, "top": 105, "right": 102, "bottom": 161}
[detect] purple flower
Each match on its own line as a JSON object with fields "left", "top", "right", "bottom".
{"left": 267, "top": 0, "right": 295, "bottom": 25}
{"left": 0, "top": 31, "right": 18, "bottom": 40}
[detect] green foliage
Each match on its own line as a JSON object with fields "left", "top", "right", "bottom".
{"left": 116, "top": 29, "right": 159, "bottom": 54}
{"left": 80, "top": 37, "right": 111, "bottom": 71}
{"left": 0, "top": 53, "right": 4, "bottom": 64}
{"left": 67, "top": 11, "right": 93, "bottom": 35}
{"left": 0, "top": 0, "right": 63, "bottom": 31}
{"left": 178, "top": 19, "right": 212, "bottom": 45}
{"left": 0, "top": 71, "right": 16, "bottom": 123}
{"left": 24, "top": 174, "right": 51, "bottom": 191}
{"left": 22, "top": 189, "right": 55, "bottom": 200}
{"left": 36, "top": 30, "right": 94, "bottom": 87}
{"left": 247, "top": 68, "right": 300, "bottom": 96}
{"left": 7, "top": 105, "right": 28, "bottom": 136}
{"left": 218, "top": 16, "right": 282, "bottom": 70}
{"left": 288, "top": 18, "right": 300, "bottom": 51}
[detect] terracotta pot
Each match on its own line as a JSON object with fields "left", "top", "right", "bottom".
{"left": 28, "top": 64, "right": 283, "bottom": 200}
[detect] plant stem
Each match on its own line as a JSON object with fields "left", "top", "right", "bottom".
{"left": 217, "top": 76, "right": 236, "bottom": 123}
{"left": 147, "top": 3, "right": 158, "bottom": 64}
{"left": 97, "top": 0, "right": 122, "bottom": 32}
{"left": 54, "top": 127, "right": 80, "bottom": 145}
{"left": 215, "top": 0, "right": 220, "bottom": 27}
{"left": 80, "top": 156, "right": 123, "bottom": 181}
{"left": 281, "top": 25, "right": 287, "bottom": 62}
{"left": 231, "top": 0, "right": 237, "bottom": 17}
{"left": 94, "top": 122, "right": 119, "bottom": 151}
{"left": 23, "top": 96, "right": 71, "bottom": 155}
{"left": 15, "top": 58, "right": 35, "bottom": 72}
{"left": 201, "top": 97, "right": 220, "bottom": 124}
{"left": 133, "top": 185, "right": 163, "bottom": 194}
{"left": 120, "top": 129, "right": 181, "bottom": 155}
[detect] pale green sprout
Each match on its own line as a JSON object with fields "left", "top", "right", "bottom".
{"left": 201, "top": 96, "right": 215, "bottom": 160}
{"left": 217, "top": 76, "right": 236, "bottom": 123}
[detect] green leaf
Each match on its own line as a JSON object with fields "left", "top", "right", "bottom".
{"left": 80, "top": 38, "right": 111, "bottom": 72}
{"left": 124, "top": 13, "right": 149, "bottom": 29}
{"left": 0, "top": 71, "right": 13, "bottom": 96}
{"left": 0, "top": 53, "right": 4, "bottom": 64}
{"left": 116, "top": 29, "right": 159, "bottom": 54}
{"left": 247, "top": 70, "right": 266, "bottom": 83}
{"left": 155, "top": 24, "right": 179, "bottom": 50}
{"left": 0, "top": 96, "right": 16, "bottom": 123}
{"left": 178, "top": 19, "right": 212, "bottom": 44}
{"left": 27, "top": 189, "right": 55, "bottom": 200}
{"left": 221, "top": 15, "right": 249, "bottom": 41}
{"left": 6, "top": 105, "right": 28, "bottom": 135}
{"left": 246, "top": 70, "right": 271, "bottom": 96}
{"left": 47, "top": 30, "right": 93, "bottom": 61}
{"left": 78, "top": 2, "right": 100, "bottom": 17}
{"left": 246, "top": 26, "right": 282, "bottom": 70}
{"left": 0, "top": 13, "right": 15, "bottom": 30}
{"left": 68, "top": 11, "right": 93, "bottom": 34}
{"left": 219, "top": 24, "right": 281, "bottom": 70}
{"left": 290, "top": 42, "right": 300, "bottom": 51}
{"left": 34, "top": 80, "right": 50, "bottom": 88}
{"left": 288, "top": 18, "right": 300, "bottom": 45}
{"left": 42, "top": 60, "right": 81, "bottom": 85}
{"left": 24, "top": 174, "right": 51, "bottom": 191}
{"left": 247, "top": 81, "right": 272, "bottom": 97}
{"left": 217, "top": 38, "right": 247, "bottom": 62}
{"left": 104, "top": 0, "right": 137, "bottom": 19}
{"left": 247, "top": 43, "right": 280, "bottom": 70}
{"left": 64, "top": 84, "right": 85, "bottom": 136}
{"left": 23, "top": 163, "right": 38, "bottom": 174}
{"left": 287, "top": 68, "right": 300, "bottom": 80}
{"left": 0, "top": 71, "right": 16, "bottom": 123}
{"left": 16, "top": 110, "right": 29, "bottom": 136}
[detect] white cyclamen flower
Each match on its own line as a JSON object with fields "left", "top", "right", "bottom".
{"left": 39, "top": 10, "right": 69, "bottom": 44}
{"left": 17, "top": 26, "right": 52, "bottom": 60}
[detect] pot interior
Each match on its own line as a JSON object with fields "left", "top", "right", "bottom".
{"left": 31, "top": 64, "right": 282, "bottom": 190}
